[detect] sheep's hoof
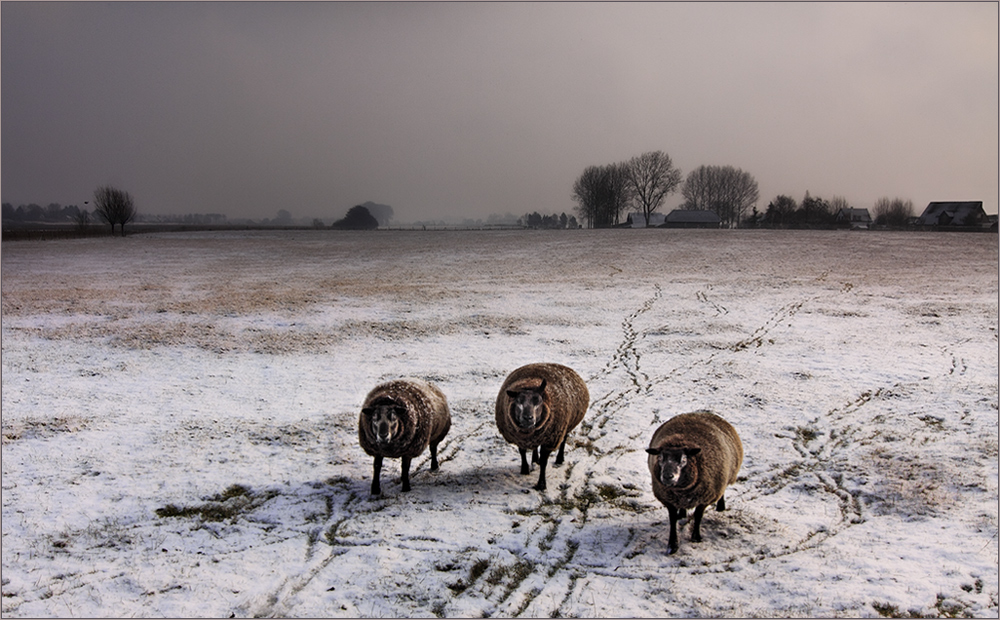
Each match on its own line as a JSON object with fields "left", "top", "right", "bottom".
{"left": 666, "top": 545, "right": 678, "bottom": 555}
{"left": 691, "top": 534, "right": 702, "bottom": 543}
{"left": 533, "top": 482, "right": 546, "bottom": 491}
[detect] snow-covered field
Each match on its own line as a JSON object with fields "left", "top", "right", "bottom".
{"left": 2, "top": 229, "right": 997, "bottom": 618}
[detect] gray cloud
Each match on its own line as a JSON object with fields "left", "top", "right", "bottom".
{"left": 3, "top": 2, "right": 996, "bottom": 221}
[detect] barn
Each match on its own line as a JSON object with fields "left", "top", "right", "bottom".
{"left": 662, "top": 209, "right": 721, "bottom": 228}
{"left": 917, "top": 201, "right": 987, "bottom": 228}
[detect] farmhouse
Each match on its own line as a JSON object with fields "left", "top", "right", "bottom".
{"left": 917, "top": 201, "right": 987, "bottom": 228}
{"left": 835, "top": 207, "right": 872, "bottom": 229}
{"left": 627, "top": 212, "right": 667, "bottom": 228}
{"left": 662, "top": 209, "right": 721, "bottom": 228}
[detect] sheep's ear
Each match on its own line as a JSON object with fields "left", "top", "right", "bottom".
{"left": 684, "top": 447, "right": 702, "bottom": 457}
{"left": 361, "top": 407, "right": 374, "bottom": 416}
{"left": 645, "top": 447, "right": 660, "bottom": 456}
{"left": 394, "top": 406, "right": 407, "bottom": 416}
{"left": 538, "top": 379, "right": 547, "bottom": 393}
{"left": 506, "top": 389, "right": 520, "bottom": 398}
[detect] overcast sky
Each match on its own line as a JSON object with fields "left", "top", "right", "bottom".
{"left": 3, "top": 2, "right": 997, "bottom": 222}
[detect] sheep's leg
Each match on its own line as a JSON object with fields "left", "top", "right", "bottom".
{"left": 531, "top": 446, "right": 539, "bottom": 465}
{"left": 716, "top": 494, "right": 726, "bottom": 511}
{"left": 666, "top": 504, "right": 680, "bottom": 554}
{"left": 677, "top": 507, "right": 687, "bottom": 519}
{"left": 519, "top": 448, "right": 531, "bottom": 475}
{"left": 690, "top": 504, "right": 707, "bottom": 543}
{"left": 429, "top": 441, "right": 440, "bottom": 471}
{"left": 401, "top": 457, "right": 412, "bottom": 492}
{"left": 371, "top": 456, "right": 383, "bottom": 496}
{"left": 533, "top": 447, "right": 552, "bottom": 491}
{"left": 554, "top": 437, "right": 567, "bottom": 465}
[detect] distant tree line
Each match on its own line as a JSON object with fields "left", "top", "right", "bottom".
{"left": 749, "top": 193, "right": 915, "bottom": 229}
{"left": 519, "top": 212, "right": 579, "bottom": 229}
{"left": 3, "top": 202, "right": 87, "bottom": 224}
{"left": 571, "top": 151, "right": 926, "bottom": 229}
{"left": 3, "top": 184, "right": 137, "bottom": 235}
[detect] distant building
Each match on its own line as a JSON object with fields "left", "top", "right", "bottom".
{"left": 835, "top": 208, "right": 872, "bottom": 229}
{"left": 662, "top": 209, "right": 721, "bottom": 228}
{"left": 917, "top": 201, "right": 987, "bottom": 228}
{"left": 627, "top": 212, "right": 667, "bottom": 228}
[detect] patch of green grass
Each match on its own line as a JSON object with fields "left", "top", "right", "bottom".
{"left": 156, "top": 484, "right": 277, "bottom": 523}
{"left": 447, "top": 558, "right": 491, "bottom": 595}
{"left": 794, "top": 426, "right": 821, "bottom": 443}
{"left": 537, "top": 523, "right": 558, "bottom": 552}
{"left": 933, "top": 593, "right": 971, "bottom": 619}
{"left": 872, "top": 601, "right": 905, "bottom": 618}
{"left": 490, "top": 559, "right": 534, "bottom": 603}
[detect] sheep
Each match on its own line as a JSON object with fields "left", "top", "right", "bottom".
{"left": 645, "top": 410, "right": 743, "bottom": 554}
{"left": 495, "top": 363, "right": 589, "bottom": 491}
{"left": 358, "top": 378, "right": 451, "bottom": 496}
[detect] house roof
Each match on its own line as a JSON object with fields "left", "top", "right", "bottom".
{"left": 665, "top": 209, "right": 721, "bottom": 223}
{"left": 837, "top": 208, "right": 872, "bottom": 222}
{"left": 918, "top": 201, "right": 985, "bottom": 226}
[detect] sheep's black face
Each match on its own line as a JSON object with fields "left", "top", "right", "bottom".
{"left": 647, "top": 447, "right": 701, "bottom": 488}
{"left": 506, "top": 380, "right": 547, "bottom": 431}
{"left": 364, "top": 404, "right": 406, "bottom": 445}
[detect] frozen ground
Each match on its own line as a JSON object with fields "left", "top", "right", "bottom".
{"left": 1, "top": 229, "right": 997, "bottom": 618}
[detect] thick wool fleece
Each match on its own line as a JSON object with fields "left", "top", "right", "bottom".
{"left": 495, "top": 363, "right": 589, "bottom": 453}
{"left": 358, "top": 378, "right": 451, "bottom": 460}
{"left": 647, "top": 410, "right": 743, "bottom": 511}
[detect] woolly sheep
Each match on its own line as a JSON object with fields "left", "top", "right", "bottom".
{"left": 358, "top": 378, "right": 451, "bottom": 496}
{"left": 646, "top": 410, "right": 743, "bottom": 554}
{"left": 495, "top": 363, "right": 589, "bottom": 491}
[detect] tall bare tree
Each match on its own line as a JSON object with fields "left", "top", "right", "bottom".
{"left": 91, "top": 185, "right": 136, "bottom": 236}
{"left": 681, "top": 165, "right": 759, "bottom": 228}
{"left": 625, "top": 151, "right": 682, "bottom": 227}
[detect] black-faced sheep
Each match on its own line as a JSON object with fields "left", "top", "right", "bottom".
{"left": 358, "top": 378, "right": 451, "bottom": 496}
{"left": 495, "top": 363, "right": 589, "bottom": 491}
{"left": 646, "top": 410, "right": 743, "bottom": 554}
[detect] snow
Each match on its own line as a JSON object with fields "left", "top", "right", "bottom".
{"left": 2, "top": 229, "right": 997, "bottom": 618}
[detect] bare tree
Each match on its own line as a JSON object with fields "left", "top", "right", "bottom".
{"left": 872, "top": 197, "right": 914, "bottom": 227}
{"left": 91, "top": 185, "right": 136, "bottom": 236}
{"left": 625, "top": 151, "right": 682, "bottom": 227}
{"left": 681, "top": 165, "right": 759, "bottom": 228}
